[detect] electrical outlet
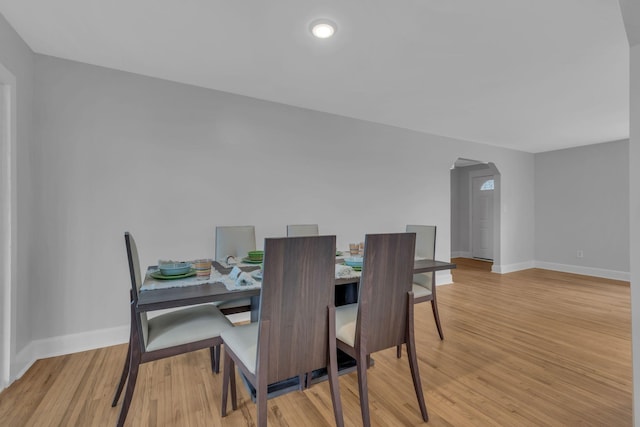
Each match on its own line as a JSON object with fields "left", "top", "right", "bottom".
{"left": 577, "top": 250, "right": 584, "bottom": 258}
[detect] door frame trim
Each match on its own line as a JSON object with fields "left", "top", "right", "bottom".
{"left": 0, "top": 61, "right": 17, "bottom": 390}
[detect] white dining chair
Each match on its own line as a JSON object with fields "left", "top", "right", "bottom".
{"left": 397, "top": 224, "right": 442, "bottom": 359}
{"left": 216, "top": 225, "right": 257, "bottom": 263}
{"left": 286, "top": 224, "right": 319, "bottom": 237}
{"left": 113, "top": 232, "right": 233, "bottom": 427}
{"left": 214, "top": 225, "right": 256, "bottom": 313}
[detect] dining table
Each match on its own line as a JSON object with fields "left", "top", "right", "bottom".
{"left": 137, "top": 258, "right": 456, "bottom": 313}
{"left": 136, "top": 259, "right": 456, "bottom": 312}
{"left": 137, "top": 262, "right": 261, "bottom": 312}
{"left": 136, "top": 256, "right": 456, "bottom": 398}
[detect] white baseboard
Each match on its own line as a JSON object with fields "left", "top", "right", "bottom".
{"left": 534, "top": 261, "right": 630, "bottom": 281}
{"left": 492, "top": 261, "right": 535, "bottom": 274}
{"left": 11, "top": 325, "right": 129, "bottom": 387}
{"left": 435, "top": 272, "right": 454, "bottom": 286}
{"left": 451, "top": 251, "right": 471, "bottom": 259}
{"left": 478, "top": 259, "right": 628, "bottom": 280}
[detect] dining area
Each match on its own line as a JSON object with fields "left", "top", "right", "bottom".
{"left": 0, "top": 232, "right": 632, "bottom": 426}
{"left": 0, "top": 5, "right": 635, "bottom": 424}
{"left": 112, "top": 224, "right": 455, "bottom": 427}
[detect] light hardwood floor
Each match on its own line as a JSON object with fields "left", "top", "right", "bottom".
{"left": 0, "top": 259, "right": 632, "bottom": 426}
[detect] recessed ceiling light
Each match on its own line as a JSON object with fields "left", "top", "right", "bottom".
{"left": 310, "top": 19, "right": 337, "bottom": 39}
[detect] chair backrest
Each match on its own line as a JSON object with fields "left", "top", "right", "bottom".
{"left": 406, "top": 225, "right": 436, "bottom": 259}
{"left": 406, "top": 225, "right": 436, "bottom": 288}
{"left": 286, "top": 224, "right": 319, "bottom": 237}
{"left": 356, "top": 233, "right": 416, "bottom": 353}
{"left": 124, "top": 232, "right": 149, "bottom": 349}
{"left": 215, "top": 225, "right": 256, "bottom": 262}
{"left": 258, "top": 235, "right": 336, "bottom": 384}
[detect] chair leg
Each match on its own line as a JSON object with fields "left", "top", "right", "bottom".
{"left": 216, "top": 344, "right": 221, "bottom": 373}
{"left": 356, "top": 350, "right": 371, "bottom": 427}
{"left": 230, "top": 359, "right": 237, "bottom": 411}
{"left": 396, "top": 344, "right": 402, "bottom": 359}
{"left": 116, "top": 346, "right": 141, "bottom": 427}
{"left": 112, "top": 337, "right": 131, "bottom": 406}
{"left": 407, "top": 299, "right": 429, "bottom": 421}
{"left": 327, "top": 306, "right": 344, "bottom": 427}
{"left": 210, "top": 345, "right": 221, "bottom": 373}
{"left": 221, "top": 350, "right": 236, "bottom": 416}
{"left": 113, "top": 295, "right": 135, "bottom": 407}
{"left": 431, "top": 299, "right": 444, "bottom": 340}
{"left": 257, "top": 376, "right": 268, "bottom": 427}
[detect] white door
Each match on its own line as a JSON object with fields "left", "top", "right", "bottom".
{"left": 472, "top": 175, "right": 494, "bottom": 260}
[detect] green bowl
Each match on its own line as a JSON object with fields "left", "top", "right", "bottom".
{"left": 159, "top": 262, "right": 191, "bottom": 276}
{"left": 248, "top": 250, "right": 264, "bottom": 261}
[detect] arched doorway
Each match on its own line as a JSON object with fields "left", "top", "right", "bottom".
{"left": 450, "top": 158, "right": 501, "bottom": 270}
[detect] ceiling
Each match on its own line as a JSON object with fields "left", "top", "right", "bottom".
{"left": 0, "top": 0, "right": 630, "bottom": 153}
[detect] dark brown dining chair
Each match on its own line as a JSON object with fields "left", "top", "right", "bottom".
{"left": 220, "top": 235, "right": 344, "bottom": 427}
{"left": 112, "top": 232, "right": 234, "bottom": 427}
{"left": 397, "top": 224, "right": 442, "bottom": 357}
{"left": 335, "top": 233, "right": 428, "bottom": 426}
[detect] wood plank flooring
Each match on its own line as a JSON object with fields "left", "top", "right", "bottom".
{"left": 0, "top": 258, "right": 632, "bottom": 426}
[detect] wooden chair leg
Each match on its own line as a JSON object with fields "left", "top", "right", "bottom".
{"left": 221, "top": 350, "right": 235, "bottom": 416}
{"left": 356, "top": 350, "right": 371, "bottom": 427}
{"left": 230, "top": 359, "right": 237, "bottom": 411}
{"left": 300, "top": 373, "right": 309, "bottom": 390}
{"left": 112, "top": 337, "right": 131, "bottom": 406}
{"left": 431, "top": 299, "right": 444, "bottom": 340}
{"left": 327, "top": 307, "right": 344, "bottom": 427}
{"left": 257, "top": 377, "right": 268, "bottom": 427}
{"left": 255, "top": 320, "right": 270, "bottom": 427}
{"left": 407, "top": 298, "right": 429, "bottom": 421}
{"left": 114, "top": 292, "right": 135, "bottom": 407}
{"left": 116, "top": 347, "right": 140, "bottom": 427}
{"left": 210, "top": 344, "right": 221, "bottom": 373}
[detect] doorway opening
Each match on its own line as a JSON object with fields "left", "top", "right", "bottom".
{"left": 450, "top": 158, "right": 501, "bottom": 270}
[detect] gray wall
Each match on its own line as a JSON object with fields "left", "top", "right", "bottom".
{"left": 535, "top": 140, "right": 630, "bottom": 278}
{"left": 26, "top": 54, "right": 536, "bottom": 355}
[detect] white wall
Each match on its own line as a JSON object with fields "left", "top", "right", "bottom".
{"left": 534, "top": 140, "right": 630, "bottom": 280}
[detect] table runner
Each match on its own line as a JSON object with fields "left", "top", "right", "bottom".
{"left": 141, "top": 262, "right": 362, "bottom": 292}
